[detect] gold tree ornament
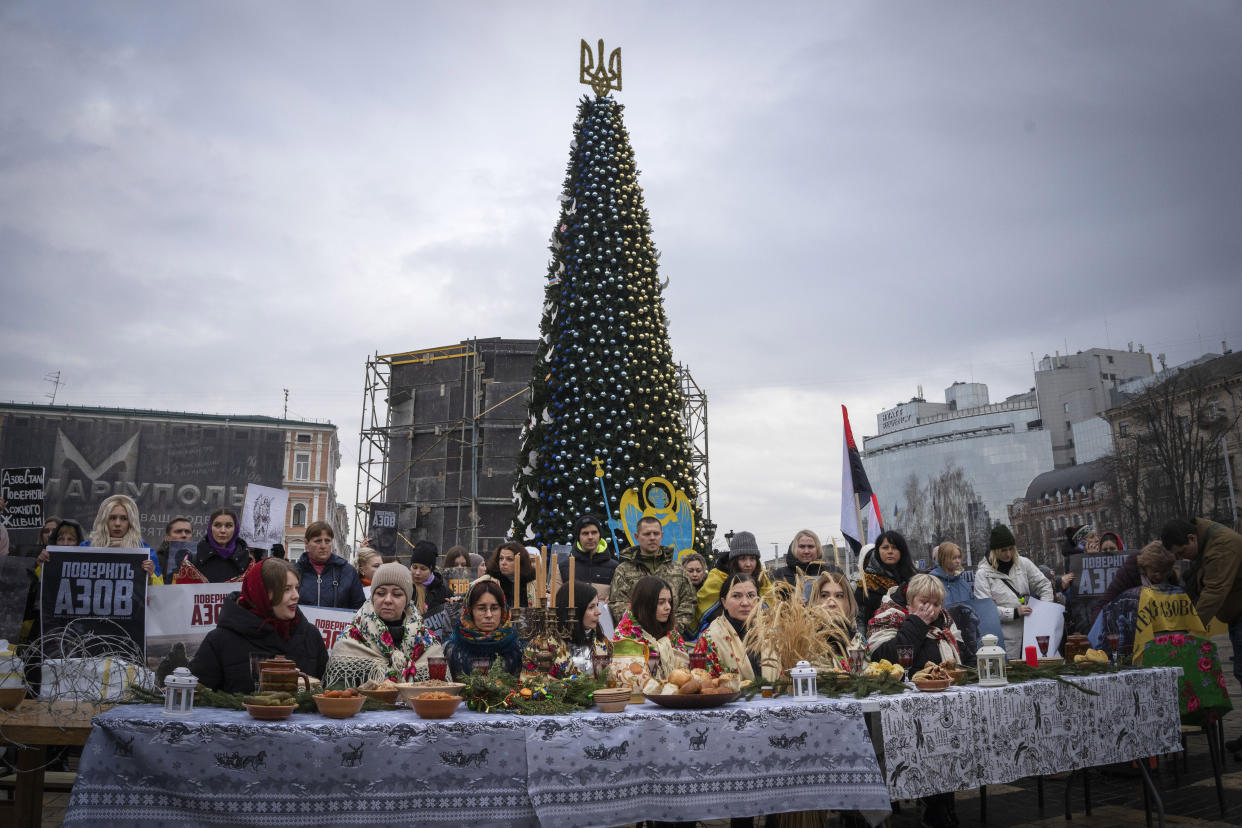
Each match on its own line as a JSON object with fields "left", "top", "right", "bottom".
{"left": 580, "top": 38, "right": 622, "bottom": 96}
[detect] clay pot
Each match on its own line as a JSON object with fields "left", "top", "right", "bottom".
{"left": 258, "top": 656, "right": 310, "bottom": 695}
{"left": 1064, "top": 634, "right": 1090, "bottom": 661}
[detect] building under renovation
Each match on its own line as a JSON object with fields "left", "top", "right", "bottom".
{"left": 356, "top": 338, "right": 711, "bottom": 561}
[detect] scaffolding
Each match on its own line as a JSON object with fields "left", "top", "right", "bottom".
{"left": 354, "top": 340, "right": 533, "bottom": 558}
{"left": 677, "top": 364, "right": 711, "bottom": 537}
{"left": 356, "top": 345, "right": 710, "bottom": 556}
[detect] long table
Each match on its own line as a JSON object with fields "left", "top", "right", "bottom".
{"left": 868, "top": 666, "right": 1183, "bottom": 800}
{"left": 0, "top": 701, "right": 105, "bottom": 828}
{"left": 60, "top": 667, "right": 1185, "bottom": 827}
{"left": 62, "top": 697, "right": 892, "bottom": 827}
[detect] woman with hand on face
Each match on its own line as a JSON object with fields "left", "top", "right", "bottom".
{"left": 855, "top": 531, "right": 916, "bottom": 633}
{"left": 189, "top": 557, "right": 327, "bottom": 693}
{"left": 83, "top": 494, "right": 163, "bottom": 584}
{"left": 445, "top": 578, "right": 525, "bottom": 679}
{"left": 613, "top": 576, "right": 691, "bottom": 681}
{"left": 694, "top": 573, "right": 779, "bottom": 683}
{"left": 974, "top": 524, "right": 1052, "bottom": 661}
{"left": 190, "top": 508, "right": 251, "bottom": 583}
{"left": 327, "top": 563, "right": 442, "bottom": 684}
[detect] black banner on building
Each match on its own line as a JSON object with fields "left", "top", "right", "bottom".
{"left": 369, "top": 502, "right": 399, "bottom": 559}
{"left": 0, "top": 413, "right": 286, "bottom": 548}
{"left": 41, "top": 547, "right": 148, "bottom": 658}
{"left": 1, "top": 466, "right": 45, "bottom": 529}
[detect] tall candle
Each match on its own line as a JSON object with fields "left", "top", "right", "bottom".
{"left": 513, "top": 546, "right": 522, "bottom": 608}
{"left": 568, "top": 556, "right": 576, "bottom": 607}
{"left": 535, "top": 547, "right": 545, "bottom": 607}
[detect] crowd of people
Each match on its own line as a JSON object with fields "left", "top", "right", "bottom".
{"left": 8, "top": 494, "right": 1242, "bottom": 828}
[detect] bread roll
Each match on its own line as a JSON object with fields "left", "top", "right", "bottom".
{"left": 667, "top": 668, "right": 692, "bottom": 687}
{"left": 690, "top": 668, "right": 712, "bottom": 682}
{"left": 700, "top": 678, "right": 718, "bottom": 690}
{"left": 642, "top": 678, "right": 662, "bottom": 695}
{"left": 678, "top": 679, "right": 702, "bottom": 695}
{"left": 660, "top": 682, "right": 679, "bottom": 695}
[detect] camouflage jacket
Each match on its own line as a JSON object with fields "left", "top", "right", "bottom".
{"left": 608, "top": 544, "right": 698, "bottom": 638}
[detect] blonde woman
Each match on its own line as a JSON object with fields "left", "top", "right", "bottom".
{"left": 812, "top": 570, "right": 863, "bottom": 657}
{"left": 355, "top": 547, "right": 382, "bottom": 587}
{"left": 84, "top": 494, "right": 162, "bottom": 583}
{"left": 974, "top": 525, "right": 1052, "bottom": 660}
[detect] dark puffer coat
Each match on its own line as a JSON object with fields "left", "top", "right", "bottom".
{"left": 558, "top": 541, "right": 620, "bottom": 590}
{"left": 295, "top": 552, "right": 366, "bottom": 610}
{"left": 773, "top": 550, "right": 827, "bottom": 586}
{"left": 188, "top": 593, "right": 327, "bottom": 693}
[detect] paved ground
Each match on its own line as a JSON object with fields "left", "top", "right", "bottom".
{"left": 24, "top": 634, "right": 1242, "bottom": 826}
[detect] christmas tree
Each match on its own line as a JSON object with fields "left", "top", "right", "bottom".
{"left": 510, "top": 87, "right": 701, "bottom": 552}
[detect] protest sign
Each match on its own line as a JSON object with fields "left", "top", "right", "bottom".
{"left": 444, "top": 566, "right": 474, "bottom": 599}
{"left": 166, "top": 540, "right": 196, "bottom": 574}
{"left": 1, "top": 466, "right": 45, "bottom": 529}
{"left": 368, "top": 502, "right": 399, "bottom": 559}
{"left": 0, "top": 556, "right": 37, "bottom": 642}
{"left": 41, "top": 547, "right": 148, "bottom": 658}
{"left": 240, "top": 484, "right": 289, "bottom": 550}
{"left": 1069, "top": 553, "right": 1129, "bottom": 599}
{"left": 1022, "top": 596, "right": 1066, "bottom": 658}
{"left": 300, "top": 605, "right": 355, "bottom": 653}
{"left": 145, "top": 581, "right": 240, "bottom": 666}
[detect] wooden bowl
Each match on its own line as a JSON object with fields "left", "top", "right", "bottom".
{"left": 913, "top": 678, "right": 953, "bottom": 693}
{"left": 396, "top": 681, "right": 466, "bottom": 704}
{"left": 243, "top": 703, "right": 297, "bottom": 720}
{"left": 0, "top": 688, "right": 25, "bottom": 710}
{"left": 409, "top": 695, "right": 462, "bottom": 719}
{"left": 312, "top": 693, "right": 366, "bottom": 719}
{"left": 357, "top": 686, "right": 401, "bottom": 705}
{"left": 596, "top": 698, "right": 628, "bottom": 713}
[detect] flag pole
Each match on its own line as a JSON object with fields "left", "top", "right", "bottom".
{"left": 854, "top": 492, "right": 869, "bottom": 597}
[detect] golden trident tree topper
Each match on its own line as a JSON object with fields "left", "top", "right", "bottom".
{"left": 580, "top": 38, "right": 622, "bottom": 96}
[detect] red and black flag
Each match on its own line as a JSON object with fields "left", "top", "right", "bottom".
{"left": 839, "top": 404, "right": 883, "bottom": 555}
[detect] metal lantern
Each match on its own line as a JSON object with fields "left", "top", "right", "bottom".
{"left": 976, "top": 634, "right": 1008, "bottom": 687}
{"left": 163, "top": 667, "right": 199, "bottom": 717}
{"left": 789, "top": 660, "right": 819, "bottom": 700}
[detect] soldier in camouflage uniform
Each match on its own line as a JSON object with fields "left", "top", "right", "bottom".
{"left": 609, "top": 516, "right": 698, "bottom": 639}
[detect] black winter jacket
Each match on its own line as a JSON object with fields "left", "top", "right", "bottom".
{"left": 191, "top": 538, "right": 251, "bottom": 583}
{"left": 773, "top": 551, "right": 827, "bottom": 586}
{"left": 422, "top": 571, "right": 452, "bottom": 619}
{"left": 188, "top": 593, "right": 327, "bottom": 693}
{"left": 295, "top": 553, "right": 366, "bottom": 610}
{"left": 558, "top": 542, "right": 619, "bottom": 589}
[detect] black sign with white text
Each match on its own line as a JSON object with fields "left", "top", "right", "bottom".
{"left": 41, "top": 547, "right": 148, "bottom": 658}
{"left": 1, "top": 466, "right": 45, "bottom": 529}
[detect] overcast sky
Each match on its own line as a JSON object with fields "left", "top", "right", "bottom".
{"left": 2, "top": 2, "right": 1240, "bottom": 556}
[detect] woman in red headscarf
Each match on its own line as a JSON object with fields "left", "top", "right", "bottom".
{"left": 189, "top": 558, "right": 327, "bottom": 693}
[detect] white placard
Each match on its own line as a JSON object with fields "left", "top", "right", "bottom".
{"left": 1022, "top": 596, "right": 1065, "bottom": 658}
{"left": 240, "top": 484, "right": 289, "bottom": 550}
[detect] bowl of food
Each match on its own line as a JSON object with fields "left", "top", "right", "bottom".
{"left": 396, "top": 680, "right": 466, "bottom": 705}
{"left": 912, "top": 677, "right": 953, "bottom": 693}
{"left": 242, "top": 698, "right": 298, "bottom": 720}
{"left": 0, "top": 687, "right": 25, "bottom": 710}
{"left": 409, "top": 691, "right": 462, "bottom": 720}
{"left": 592, "top": 687, "right": 631, "bottom": 713}
{"left": 312, "top": 689, "right": 367, "bottom": 719}
{"left": 357, "top": 679, "right": 401, "bottom": 705}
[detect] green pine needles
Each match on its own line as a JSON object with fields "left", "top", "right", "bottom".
{"left": 510, "top": 94, "right": 701, "bottom": 549}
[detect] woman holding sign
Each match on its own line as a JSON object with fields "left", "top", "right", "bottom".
{"left": 189, "top": 557, "right": 327, "bottom": 693}
{"left": 83, "top": 495, "right": 162, "bottom": 584}
{"left": 974, "top": 524, "right": 1053, "bottom": 661}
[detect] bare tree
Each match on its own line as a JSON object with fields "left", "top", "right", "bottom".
{"left": 1106, "top": 354, "right": 1241, "bottom": 536}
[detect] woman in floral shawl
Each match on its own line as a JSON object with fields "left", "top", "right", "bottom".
{"left": 867, "top": 574, "right": 963, "bottom": 667}
{"left": 612, "top": 576, "right": 690, "bottom": 681}
{"left": 445, "top": 578, "right": 525, "bottom": 679}
{"left": 327, "top": 563, "right": 441, "bottom": 684}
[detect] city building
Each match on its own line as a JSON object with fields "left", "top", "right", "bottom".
{"left": 1007, "top": 459, "right": 1118, "bottom": 568}
{"left": 0, "top": 403, "right": 345, "bottom": 557}
{"left": 1100, "top": 349, "right": 1241, "bottom": 541}
{"left": 1034, "top": 347, "right": 1154, "bottom": 468}
{"left": 863, "top": 382, "right": 1054, "bottom": 562}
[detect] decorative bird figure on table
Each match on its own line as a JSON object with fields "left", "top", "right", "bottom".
{"left": 619, "top": 475, "right": 696, "bottom": 560}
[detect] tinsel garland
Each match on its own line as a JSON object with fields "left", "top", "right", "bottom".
{"left": 459, "top": 658, "right": 605, "bottom": 714}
